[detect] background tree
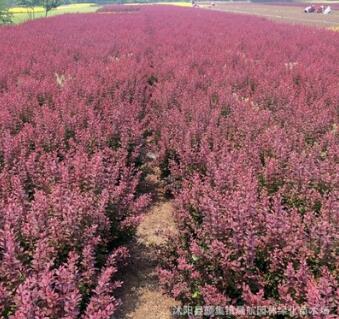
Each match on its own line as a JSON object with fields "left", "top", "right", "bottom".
{"left": 42, "top": 0, "right": 61, "bottom": 16}
{"left": 16, "top": 0, "right": 41, "bottom": 19}
{"left": 0, "top": 0, "right": 12, "bottom": 24}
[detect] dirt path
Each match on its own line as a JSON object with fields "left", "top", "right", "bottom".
{"left": 115, "top": 172, "right": 178, "bottom": 319}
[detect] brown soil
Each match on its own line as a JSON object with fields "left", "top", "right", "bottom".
{"left": 202, "top": 3, "right": 339, "bottom": 28}
{"left": 137, "top": 201, "right": 178, "bottom": 247}
{"left": 114, "top": 171, "right": 178, "bottom": 319}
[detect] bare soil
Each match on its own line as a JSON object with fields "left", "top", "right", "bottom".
{"left": 114, "top": 171, "right": 178, "bottom": 319}
{"left": 203, "top": 3, "right": 339, "bottom": 28}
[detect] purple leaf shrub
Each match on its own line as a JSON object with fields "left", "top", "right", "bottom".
{"left": 0, "top": 13, "right": 152, "bottom": 318}
{"left": 0, "top": 6, "right": 338, "bottom": 318}
{"left": 143, "top": 7, "right": 338, "bottom": 317}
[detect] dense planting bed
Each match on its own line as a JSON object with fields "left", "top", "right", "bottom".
{"left": 96, "top": 4, "right": 141, "bottom": 13}
{"left": 0, "top": 6, "right": 338, "bottom": 318}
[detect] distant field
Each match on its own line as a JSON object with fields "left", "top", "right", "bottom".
{"left": 124, "top": 2, "right": 192, "bottom": 7}
{"left": 157, "top": 1, "right": 192, "bottom": 6}
{"left": 261, "top": 1, "right": 339, "bottom": 9}
{"left": 204, "top": 2, "right": 339, "bottom": 28}
{"left": 8, "top": 2, "right": 194, "bottom": 23}
{"left": 10, "top": 3, "right": 100, "bottom": 23}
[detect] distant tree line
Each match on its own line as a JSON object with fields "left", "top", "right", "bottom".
{"left": 21, "top": 0, "right": 61, "bottom": 16}
{"left": 0, "top": 0, "right": 62, "bottom": 22}
{"left": 0, "top": 0, "right": 12, "bottom": 23}
{"left": 1, "top": 0, "right": 172, "bottom": 23}
{"left": 94, "top": 0, "right": 339, "bottom": 3}
{"left": 92, "top": 0, "right": 185, "bottom": 3}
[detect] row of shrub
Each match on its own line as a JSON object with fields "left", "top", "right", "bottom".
{"left": 0, "top": 13, "right": 153, "bottom": 318}
{"left": 138, "top": 7, "right": 338, "bottom": 317}
{"left": 96, "top": 4, "right": 141, "bottom": 12}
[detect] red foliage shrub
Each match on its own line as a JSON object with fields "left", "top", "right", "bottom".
{"left": 97, "top": 5, "right": 142, "bottom": 13}
{"left": 0, "top": 14, "right": 151, "bottom": 318}
{"left": 0, "top": 6, "right": 338, "bottom": 318}
{"left": 138, "top": 7, "right": 337, "bottom": 317}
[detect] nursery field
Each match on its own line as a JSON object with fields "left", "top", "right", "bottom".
{"left": 0, "top": 5, "right": 338, "bottom": 319}
{"left": 206, "top": 2, "right": 339, "bottom": 28}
